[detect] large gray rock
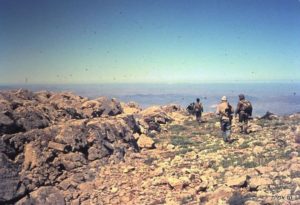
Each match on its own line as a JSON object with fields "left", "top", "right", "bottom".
{"left": 55, "top": 120, "right": 88, "bottom": 151}
{"left": 0, "top": 153, "right": 25, "bottom": 204}
{"left": 138, "top": 106, "right": 173, "bottom": 133}
{"left": 0, "top": 90, "right": 141, "bottom": 204}
{"left": 16, "top": 186, "right": 65, "bottom": 205}
{"left": 92, "top": 97, "right": 123, "bottom": 117}
{"left": 14, "top": 106, "right": 50, "bottom": 131}
{"left": 260, "top": 111, "right": 278, "bottom": 120}
{"left": 0, "top": 112, "right": 17, "bottom": 134}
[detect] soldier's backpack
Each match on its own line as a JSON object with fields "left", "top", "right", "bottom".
{"left": 186, "top": 102, "right": 195, "bottom": 115}
{"left": 241, "top": 100, "right": 252, "bottom": 116}
{"left": 225, "top": 103, "right": 233, "bottom": 119}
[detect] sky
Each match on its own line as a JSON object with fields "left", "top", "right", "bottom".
{"left": 0, "top": 0, "right": 300, "bottom": 84}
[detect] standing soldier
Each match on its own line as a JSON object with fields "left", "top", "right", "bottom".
{"left": 235, "top": 94, "right": 252, "bottom": 134}
{"left": 194, "top": 98, "right": 203, "bottom": 123}
{"left": 216, "top": 96, "right": 234, "bottom": 142}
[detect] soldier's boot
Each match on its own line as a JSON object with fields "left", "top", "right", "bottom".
{"left": 243, "top": 124, "right": 249, "bottom": 134}
{"left": 239, "top": 125, "right": 245, "bottom": 134}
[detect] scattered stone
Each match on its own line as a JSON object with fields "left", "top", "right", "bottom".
{"left": 289, "top": 151, "right": 299, "bottom": 159}
{"left": 16, "top": 187, "right": 65, "bottom": 205}
{"left": 123, "top": 166, "right": 135, "bottom": 173}
{"left": 161, "top": 104, "right": 183, "bottom": 113}
{"left": 0, "top": 153, "right": 25, "bottom": 203}
{"left": 167, "top": 176, "right": 190, "bottom": 190}
{"left": 247, "top": 123, "right": 263, "bottom": 133}
{"left": 217, "top": 166, "right": 225, "bottom": 173}
{"left": 166, "top": 144, "right": 175, "bottom": 150}
{"left": 133, "top": 133, "right": 140, "bottom": 140}
{"left": 253, "top": 146, "right": 264, "bottom": 155}
{"left": 137, "top": 134, "right": 155, "bottom": 149}
{"left": 153, "top": 167, "right": 164, "bottom": 176}
{"left": 249, "top": 177, "right": 273, "bottom": 190}
{"left": 23, "top": 142, "right": 40, "bottom": 171}
{"left": 78, "top": 182, "right": 95, "bottom": 192}
{"left": 226, "top": 175, "right": 248, "bottom": 187}
{"left": 244, "top": 200, "right": 260, "bottom": 205}
{"left": 292, "top": 178, "right": 300, "bottom": 186}
{"left": 48, "top": 141, "right": 70, "bottom": 152}
{"left": 111, "top": 187, "right": 119, "bottom": 193}
{"left": 255, "top": 166, "right": 273, "bottom": 174}
{"left": 200, "top": 186, "right": 234, "bottom": 204}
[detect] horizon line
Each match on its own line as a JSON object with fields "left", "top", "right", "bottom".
{"left": 1, "top": 80, "right": 300, "bottom": 86}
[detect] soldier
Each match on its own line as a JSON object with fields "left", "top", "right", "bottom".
{"left": 216, "top": 96, "right": 234, "bottom": 142}
{"left": 235, "top": 94, "right": 252, "bottom": 134}
{"left": 194, "top": 98, "right": 203, "bottom": 123}
{"left": 186, "top": 102, "right": 195, "bottom": 115}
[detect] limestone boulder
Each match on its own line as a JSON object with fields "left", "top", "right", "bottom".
{"left": 161, "top": 104, "right": 183, "bottom": 113}
{"left": 13, "top": 106, "right": 50, "bottom": 131}
{"left": 16, "top": 187, "right": 65, "bottom": 205}
{"left": 0, "top": 112, "right": 17, "bottom": 134}
{"left": 56, "top": 152, "right": 87, "bottom": 171}
{"left": 0, "top": 98, "right": 12, "bottom": 112}
{"left": 247, "top": 123, "right": 263, "bottom": 133}
{"left": 249, "top": 177, "right": 273, "bottom": 190}
{"left": 260, "top": 111, "right": 278, "bottom": 120}
{"left": 94, "top": 97, "right": 123, "bottom": 116}
{"left": 140, "top": 106, "right": 172, "bottom": 123}
{"left": 23, "top": 142, "right": 42, "bottom": 171}
{"left": 34, "top": 90, "right": 52, "bottom": 103}
{"left": 0, "top": 153, "right": 25, "bottom": 204}
{"left": 121, "top": 102, "right": 141, "bottom": 115}
{"left": 55, "top": 120, "right": 88, "bottom": 151}
{"left": 226, "top": 175, "right": 248, "bottom": 187}
{"left": 87, "top": 146, "right": 110, "bottom": 161}
{"left": 48, "top": 92, "right": 84, "bottom": 110}
{"left": 167, "top": 176, "right": 190, "bottom": 190}
{"left": 199, "top": 186, "right": 234, "bottom": 204}
{"left": 137, "top": 134, "right": 155, "bottom": 149}
{"left": 139, "top": 106, "right": 173, "bottom": 132}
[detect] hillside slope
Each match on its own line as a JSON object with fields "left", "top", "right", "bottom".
{"left": 0, "top": 89, "right": 300, "bottom": 205}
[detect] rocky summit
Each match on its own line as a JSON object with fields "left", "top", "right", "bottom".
{"left": 0, "top": 89, "right": 300, "bottom": 205}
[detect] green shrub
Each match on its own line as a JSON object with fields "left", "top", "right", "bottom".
{"left": 239, "top": 141, "right": 250, "bottom": 149}
{"left": 243, "top": 161, "right": 259, "bottom": 168}
{"left": 170, "top": 135, "right": 196, "bottom": 148}
{"left": 169, "top": 124, "right": 187, "bottom": 133}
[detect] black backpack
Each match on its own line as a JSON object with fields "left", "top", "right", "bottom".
{"left": 186, "top": 103, "right": 195, "bottom": 114}
{"left": 241, "top": 100, "right": 252, "bottom": 116}
{"left": 225, "top": 104, "right": 233, "bottom": 118}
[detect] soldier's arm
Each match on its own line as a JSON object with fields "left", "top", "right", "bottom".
{"left": 216, "top": 105, "right": 220, "bottom": 115}
{"left": 235, "top": 102, "right": 241, "bottom": 115}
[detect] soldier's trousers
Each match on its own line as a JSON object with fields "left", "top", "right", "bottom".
{"left": 195, "top": 111, "right": 202, "bottom": 122}
{"left": 238, "top": 112, "right": 249, "bottom": 133}
{"left": 221, "top": 120, "right": 231, "bottom": 142}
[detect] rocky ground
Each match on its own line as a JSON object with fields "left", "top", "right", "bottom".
{"left": 1, "top": 89, "right": 300, "bottom": 205}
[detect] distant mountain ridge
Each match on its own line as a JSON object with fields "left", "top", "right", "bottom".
{"left": 0, "top": 83, "right": 299, "bottom": 115}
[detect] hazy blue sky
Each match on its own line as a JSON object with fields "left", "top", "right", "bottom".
{"left": 1, "top": 0, "right": 300, "bottom": 84}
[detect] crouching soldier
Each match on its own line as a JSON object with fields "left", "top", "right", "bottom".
{"left": 216, "top": 96, "right": 234, "bottom": 142}
{"left": 235, "top": 94, "right": 252, "bottom": 134}
{"left": 194, "top": 98, "right": 203, "bottom": 123}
